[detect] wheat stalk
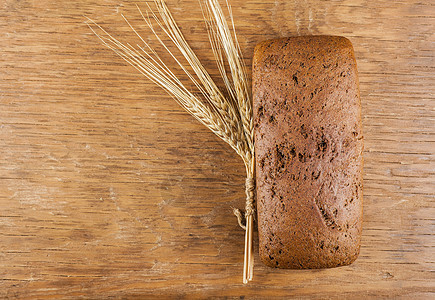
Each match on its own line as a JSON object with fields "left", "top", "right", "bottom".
{"left": 201, "top": 0, "right": 254, "bottom": 282}
{"left": 86, "top": 0, "right": 255, "bottom": 283}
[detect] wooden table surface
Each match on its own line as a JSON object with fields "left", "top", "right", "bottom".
{"left": 1, "top": 0, "right": 434, "bottom": 298}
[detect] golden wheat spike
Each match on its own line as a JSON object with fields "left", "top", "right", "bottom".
{"left": 203, "top": 0, "right": 254, "bottom": 157}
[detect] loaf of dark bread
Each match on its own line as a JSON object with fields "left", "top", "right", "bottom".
{"left": 253, "top": 36, "right": 363, "bottom": 269}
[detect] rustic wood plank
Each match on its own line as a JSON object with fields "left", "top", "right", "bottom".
{"left": 1, "top": 0, "right": 434, "bottom": 298}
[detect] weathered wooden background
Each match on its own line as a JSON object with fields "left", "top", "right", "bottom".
{"left": 1, "top": 0, "right": 434, "bottom": 298}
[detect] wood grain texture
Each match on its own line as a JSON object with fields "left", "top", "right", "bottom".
{"left": 1, "top": 0, "right": 434, "bottom": 298}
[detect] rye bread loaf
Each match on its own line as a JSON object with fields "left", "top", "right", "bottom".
{"left": 253, "top": 36, "right": 363, "bottom": 269}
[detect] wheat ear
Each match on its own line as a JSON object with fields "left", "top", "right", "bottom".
{"left": 86, "top": 0, "right": 255, "bottom": 283}
{"left": 202, "top": 0, "right": 255, "bottom": 282}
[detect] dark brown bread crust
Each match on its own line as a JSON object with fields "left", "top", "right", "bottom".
{"left": 253, "top": 36, "right": 363, "bottom": 269}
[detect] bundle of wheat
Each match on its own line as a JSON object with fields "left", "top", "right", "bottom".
{"left": 87, "top": 0, "right": 255, "bottom": 283}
